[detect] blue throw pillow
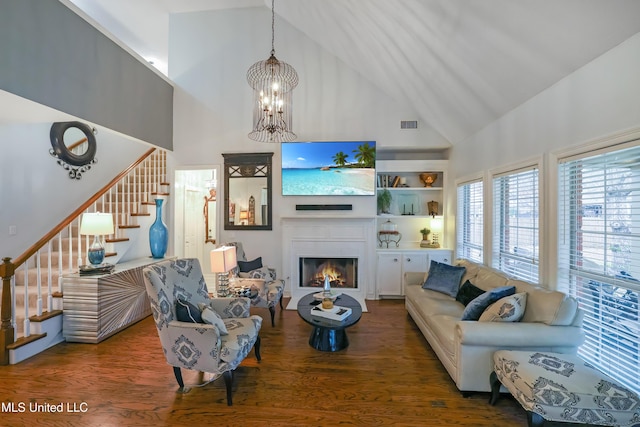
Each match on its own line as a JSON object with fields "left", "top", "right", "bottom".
{"left": 238, "top": 257, "right": 263, "bottom": 273}
{"left": 455, "top": 280, "right": 485, "bottom": 306}
{"left": 461, "top": 286, "right": 516, "bottom": 321}
{"left": 422, "top": 261, "right": 466, "bottom": 298}
{"left": 175, "top": 298, "right": 203, "bottom": 323}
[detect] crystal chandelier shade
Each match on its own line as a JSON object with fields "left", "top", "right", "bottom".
{"left": 246, "top": 0, "right": 298, "bottom": 143}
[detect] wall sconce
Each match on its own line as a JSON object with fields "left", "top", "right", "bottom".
{"left": 80, "top": 212, "right": 114, "bottom": 266}
{"left": 211, "top": 246, "right": 238, "bottom": 297}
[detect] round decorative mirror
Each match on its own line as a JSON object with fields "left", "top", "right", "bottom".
{"left": 49, "top": 121, "right": 98, "bottom": 179}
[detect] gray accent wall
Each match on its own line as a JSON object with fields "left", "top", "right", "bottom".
{"left": 0, "top": 0, "right": 173, "bottom": 150}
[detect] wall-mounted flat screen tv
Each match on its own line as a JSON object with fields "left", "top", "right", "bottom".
{"left": 282, "top": 141, "right": 376, "bottom": 196}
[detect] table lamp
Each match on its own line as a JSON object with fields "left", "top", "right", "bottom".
{"left": 80, "top": 212, "right": 114, "bottom": 266}
{"left": 430, "top": 216, "right": 444, "bottom": 248}
{"left": 211, "top": 246, "right": 237, "bottom": 297}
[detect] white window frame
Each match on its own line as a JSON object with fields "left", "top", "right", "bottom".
{"left": 456, "top": 176, "right": 484, "bottom": 263}
{"left": 556, "top": 133, "right": 640, "bottom": 394}
{"left": 490, "top": 158, "right": 543, "bottom": 282}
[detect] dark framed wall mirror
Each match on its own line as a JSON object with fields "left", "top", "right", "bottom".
{"left": 49, "top": 121, "right": 98, "bottom": 179}
{"left": 223, "top": 152, "right": 273, "bottom": 230}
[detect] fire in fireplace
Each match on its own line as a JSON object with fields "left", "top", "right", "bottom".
{"left": 299, "top": 257, "right": 358, "bottom": 288}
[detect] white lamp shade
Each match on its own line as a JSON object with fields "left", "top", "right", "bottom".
{"left": 80, "top": 212, "right": 114, "bottom": 236}
{"left": 210, "top": 246, "right": 237, "bottom": 273}
{"left": 430, "top": 216, "right": 444, "bottom": 232}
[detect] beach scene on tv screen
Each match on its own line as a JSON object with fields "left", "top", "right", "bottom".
{"left": 282, "top": 141, "right": 376, "bottom": 196}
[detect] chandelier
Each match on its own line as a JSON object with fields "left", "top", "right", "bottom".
{"left": 246, "top": 0, "right": 298, "bottom": 142}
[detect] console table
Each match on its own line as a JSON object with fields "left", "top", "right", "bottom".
{"left": 62, "top": 257, "right": 167, "bottom": 343}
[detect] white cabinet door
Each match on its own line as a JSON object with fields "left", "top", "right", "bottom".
{"left": 427, "top": 250, "right": 453, "bottom": 265}
{"left": 402, "top": 252, "right": 429, "bottom": 272}
{"left": 376, "top": 253, "right": 402, "bottom": 295}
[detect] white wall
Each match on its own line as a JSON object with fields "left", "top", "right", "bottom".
{"left": 448, "top": 31, "right": 640, "bottom": 283}
{"left": 169, "top": 6, "right": 448, "bottom": 277}
{"left": 0, "top": 120, "right": 151, "bottom": 258}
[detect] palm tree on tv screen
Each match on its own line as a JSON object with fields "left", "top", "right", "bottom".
{"left": 332, "top": 151, "right": 348, "bottom": 167}
{"left": 353, "top": 142, "right": 375, "bottom": 168}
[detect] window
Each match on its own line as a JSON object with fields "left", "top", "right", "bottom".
{"left": 492, "top": 166, "right": 539, "bottom": 282}
{"left": 558, "top": 140, "right": 640, "bottom": 393}
{"left": 456, "top": 180, "right": 483, "bottom": 263}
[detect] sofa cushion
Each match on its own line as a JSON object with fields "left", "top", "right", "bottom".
{"left": 461, "top": 286, "right": 516, "bottom": 321}
{"left": 428, "top": 314, "right": 459, "bottom": 363}
{"left": 473, "top": 267, "right": 510, "bottom": 291}
{"left": 406, "top": 285, "right": 465, "bottom": 318}
{"left": 479, "top": 292, "right": 527, "bottom": 322}
{"left": 455, "top": 259, "right": 481, "bottom": 287}
{"left": 509, "top": 280, "right": 578, "bottom": 325}
{"left": 455, "top": 280, "right": 486, "bottom": 306}
{"left": 422, "top": 261, "right": 466, "bottom": 297}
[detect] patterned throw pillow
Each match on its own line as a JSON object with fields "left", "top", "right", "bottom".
{"left": 175, "top": 299, "right": 203, "bottom": 323}
{"left": 198, "top": 303, "right": 229, "bottom": 335}
{"left": 422, "top": 261, "right": 466, "bottom": 297}
{"left": 461, "top": 286, "right": 516, "bottom": 321}
{"left": 479, "top": 292, "right": 527, "bottom": 322}
{"left": 455, "top": 280, "right": 485, "bottom": 306}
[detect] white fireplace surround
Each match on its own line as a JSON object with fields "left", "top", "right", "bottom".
{"left": 282, "top": 216, "right": 375, "bottom": 311}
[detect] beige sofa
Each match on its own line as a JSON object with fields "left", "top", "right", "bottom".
{"left": 404, "top": 259, "right": 585, "bottom": 393}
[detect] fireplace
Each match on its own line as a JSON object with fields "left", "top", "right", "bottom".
{"left": 299, "top": 257, "right": 358, "bottom": 289}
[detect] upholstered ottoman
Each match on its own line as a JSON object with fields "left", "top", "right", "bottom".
{"left": 490, "top": 350, "right": 640, "bottom": 427}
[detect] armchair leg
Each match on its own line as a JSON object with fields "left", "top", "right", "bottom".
{"left": 223, "top": 371, "right": 234, "bottom": 406}
{"left": 173, "top": 367, "right": 190, "bottom": 393}
{"left": 254, "top": 336, "right": 262, "bottom": 361}
{"left": 279, "top": 297, "right": 283, "bottom": 310}
{"left": 269, "top": 306, "right": 276, "bottom": 327}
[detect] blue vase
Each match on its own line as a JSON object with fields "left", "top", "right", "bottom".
{"left": 149, "top": 199, "right": 168, "bottom": 258}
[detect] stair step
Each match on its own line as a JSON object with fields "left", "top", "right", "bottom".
{"left": 106, "top": 237, "right": 130, "bottom": 243}
{"left": 6, "top": 333, "right": 47, "bottom": 350}
{"left": 30, "top": 310, "right": 63, "bottom": 322}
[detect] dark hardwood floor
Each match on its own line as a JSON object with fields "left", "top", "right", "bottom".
{"left": 0, "top": 299, "right": 533, "bottom": 426}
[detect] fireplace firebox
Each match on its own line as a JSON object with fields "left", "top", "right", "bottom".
{"left": 299, "top": 257, "right": 358, "bottom": 288}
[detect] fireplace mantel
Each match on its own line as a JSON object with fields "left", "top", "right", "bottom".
{"left": 282, "top": 217, "right": 375, "bottom": 310}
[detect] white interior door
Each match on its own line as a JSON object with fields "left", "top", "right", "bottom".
{"left": 184, "top": 188, "right": 202, "bottom": 259}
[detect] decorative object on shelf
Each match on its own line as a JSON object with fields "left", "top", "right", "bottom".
{"left": 397, "top": 193, "right": 419, "bottom": 215}
{"left": 149, "top": 199, "right": 168, "bottom": 258}
{"left": 377, "top": 188, "right": 392, "bottom": 214}
{"left": 430, "top": 217, "right": 444, "bottom": 248}
{"left": 378, "top": 220, "right": 402, "bottom": 248}
{"left": 246, "top": 0, "right": 298, "bottom": 143}
{"left": 211, "top": 246, "right": 238, "bottom": 297}
{"left": 49, "top": 121, "right": 98, "bottom": 179}
{"left": 79, "top": 212, "right": 114, "bottom": 266}
{"left": 419, "top": 227, "right": 431, "bottom": 248}
{"left": 419, "top": 172, "right": 438, "bottom": 188}
{"left": 428, "top": 200, "right": 439, "bottom": 217}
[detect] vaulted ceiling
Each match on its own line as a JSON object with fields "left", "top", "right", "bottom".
{"left": 67, "top": 0, "right": 640, "bottom": 145}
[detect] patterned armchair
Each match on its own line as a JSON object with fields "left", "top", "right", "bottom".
{"left": 225, "top": 242, "right": 284, "bottom": 327}
{"left": 142, "top": 258, "right": 262, "bottom": 406}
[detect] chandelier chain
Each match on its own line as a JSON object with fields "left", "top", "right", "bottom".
{"left": 271, "top": 0, "right": 275, "bottom": 55}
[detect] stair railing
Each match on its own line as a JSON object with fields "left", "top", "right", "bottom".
{"left": 0, "top": 147, "right": 166, "bottom": 364}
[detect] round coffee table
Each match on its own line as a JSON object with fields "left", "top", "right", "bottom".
{"left": 297, "top": 293, "right": 363, "bottom": 352}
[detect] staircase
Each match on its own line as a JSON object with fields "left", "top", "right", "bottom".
{"left": 1, "top": 148, "right": 169, "bottom": 364}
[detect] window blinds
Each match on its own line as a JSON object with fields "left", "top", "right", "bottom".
{"left": 456, "top": 180, "right": 483, "bottom": 263}
{"left": 558, "top": 141, "right": 640, "bottom": 394}
{"left": 492, "top": 167, "right": 539, "bottom": 282}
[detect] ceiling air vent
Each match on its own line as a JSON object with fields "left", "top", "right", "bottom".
{"left": 400, "top": 120, "right": 418, "bottom": 129}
